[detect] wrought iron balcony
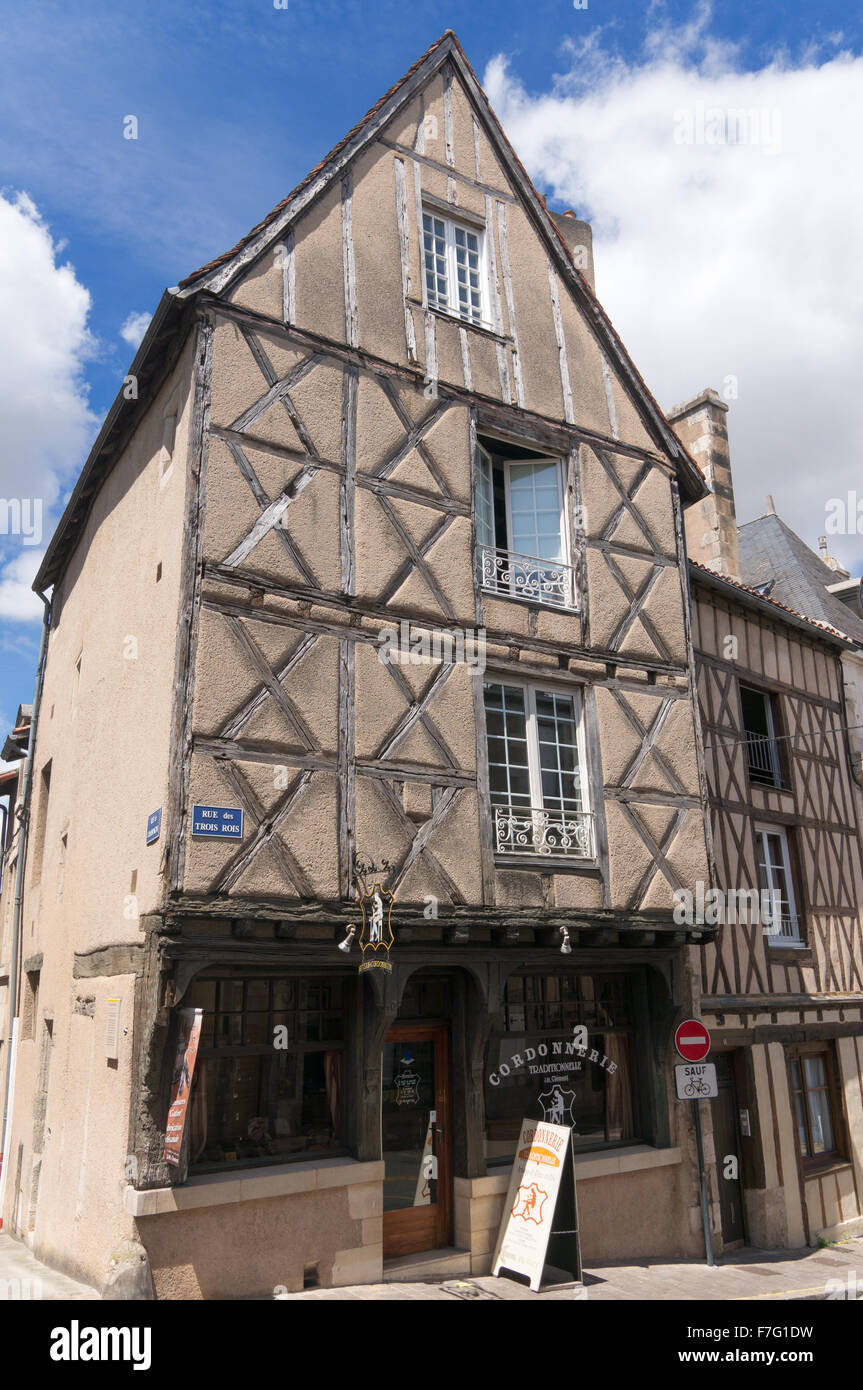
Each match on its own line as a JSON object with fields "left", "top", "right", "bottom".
{"left": 493, "top": 802, "right": 594, "bottom": 860}
{"left": 763, "top": 911, "right": 803, "bottom": 944}
{"left": 745, "top": 731, "right": 784, "bottom": 786}
{"left": 478, "top": 545, "right": 577, "bottom": 610}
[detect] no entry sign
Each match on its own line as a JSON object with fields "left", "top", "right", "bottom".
{"left": 674, "top": 1019, "right": 711, "bottom": 1063}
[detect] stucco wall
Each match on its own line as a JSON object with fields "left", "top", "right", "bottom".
{"left": 1, "top": 333, "right": 197, "bottom": 1287}
{"left": 227, "top": 57, "right": 659, "bottom": 453}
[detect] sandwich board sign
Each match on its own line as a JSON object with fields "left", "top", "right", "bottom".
{"left": 491, "top": 1118, "right": 581, "bottom": 1292}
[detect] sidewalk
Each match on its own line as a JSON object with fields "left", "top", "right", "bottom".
{"left": 0, "top": 1234, "right": 99, "bottom": 1301}
{"left": 277, "top": 1238, "right": 863, "bottom": 1301}
{"left": 0, "top": 1230, "right": 860, "bottom": 1300}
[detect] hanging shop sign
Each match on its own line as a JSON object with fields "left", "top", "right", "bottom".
{"left": 164, "top": 1008, "right": 203, "bottom": 1167}
{"left": 191, "top": 804, "right": 243, "bottom": 838}
{"left": 357, "top": 883, "right": 394, "bottom": 975}
{"left": 491, "top": 1118, "right": 582, "bottom": 1292}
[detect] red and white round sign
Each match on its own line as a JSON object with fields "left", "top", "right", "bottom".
{"left": 674, "top": 1019, "right": 711, "bottom": 1062}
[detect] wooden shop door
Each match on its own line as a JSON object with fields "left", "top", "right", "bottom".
{"left": 382, "top": 1023, "right": 451, "bottom": 1257}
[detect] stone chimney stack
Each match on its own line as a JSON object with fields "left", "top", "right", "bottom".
{"left": 548, "top": 209, "right": 595, "bottom": 293}
{"left": 668, "top": 388, "right": 740, "bottom": 582}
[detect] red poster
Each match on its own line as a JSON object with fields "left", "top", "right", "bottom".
{"left": 164, "top": 1008, "right": 203, "bottom": 1167}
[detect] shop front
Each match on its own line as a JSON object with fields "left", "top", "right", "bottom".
{"left": 124, "top": 937, "right": 701, "bottom": 1296}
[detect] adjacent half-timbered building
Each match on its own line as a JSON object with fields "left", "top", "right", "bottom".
{"left": 0, "top": 33, "right": 720, "bottom": 1296}
{"left": 674, "top": 389, "right": 863, "bottom": 1253}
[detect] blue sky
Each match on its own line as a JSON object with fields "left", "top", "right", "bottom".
{"left": 1, "top": 0, "right": 862, "bottom": 736}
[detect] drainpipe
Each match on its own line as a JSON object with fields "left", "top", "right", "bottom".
{"left": 0, "top": 593, "right": 51, "bottom": 1224}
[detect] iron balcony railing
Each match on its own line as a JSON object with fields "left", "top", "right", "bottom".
{"left": 764, "top": 911, "right": 803, "bottom": 944}
{"left": 493, "top": 802, "right": 594, "bottom": 860}
{"left": 478, "top": 545, "right": 577, "bottom": 610}
{"left": 745, "top": 731, "right": 783, "bottom": 786}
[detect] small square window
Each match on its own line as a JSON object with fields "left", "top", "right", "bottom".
{"left": 422, "top": 208, "right": 486, "bottom": 326}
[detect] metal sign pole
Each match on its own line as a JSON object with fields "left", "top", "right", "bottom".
{"left": 692, "top": 1098, "right": 715, "bottom": 1267}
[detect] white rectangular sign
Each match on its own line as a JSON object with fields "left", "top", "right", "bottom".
{"left": 491, "top": 1118, "right": 571, "bottom": 1292}
{"left": 675, "top": 1062, "right": 718, "bottom": 1100}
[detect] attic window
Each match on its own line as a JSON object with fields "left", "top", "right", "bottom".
{"left": 422, "top": 209, "right": 486, "bottom": 327}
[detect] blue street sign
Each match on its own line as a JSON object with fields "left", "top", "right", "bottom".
{"left": 191, "top": 805, "right": 244, "bottom": 838}
{"left": 146, "top": 808, "right": 162, "bottom": 845}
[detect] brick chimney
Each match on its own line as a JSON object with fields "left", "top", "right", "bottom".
{"left": 668, "top": 388, "right": 740, "bottom": 582}
{"left": 548, "top": 209, "right": 595, "bottom": 293}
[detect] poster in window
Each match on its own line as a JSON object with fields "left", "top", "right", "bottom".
{"left": 164, "top": 1007, "right": 203, "bottom": 1167}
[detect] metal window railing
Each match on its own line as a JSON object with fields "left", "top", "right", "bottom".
{"left": 745, "top": 731, "right": 783, "bottom": 785}
{"left": 493, "top": 802, "right": 594, "bottom": 859}
{"left": 764, "top": 911, "right": 802, "bottom": 943}
{"left": 478, "top": 545, "right": 577, "bottom": 610}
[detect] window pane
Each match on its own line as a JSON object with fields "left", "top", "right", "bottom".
{"left": 484, "top": 973, "right": 637, "bottom": 1162}
{"left": 423, "top": 213, "right": 448, "bottom": 310}
{"left": 475, "top": 447, "right": 495, "bottom": 550}
{"left": 273, "top": 980, "right": 295, "bottom": 1010}
{"left": 244, "top": 1012, "right": 269, "bottom": 1045}
{"left": 246, "top": 980, "right": 269, "bottom": 1012}
{"left": 794, "top": 1091, "right": 809, "bottom": 1156}
{"left": 484, "top": 684, "right": 530, "bottom": 807}
{"left": 189, "top": 975, "right": 346, "bottom": 1170}
{"left": 807, "top": 1087, "right": 834, "bottom": 1155}
{"left": 218, "top": 980, "right": 244, "bottom": 1012}
{"left": 535, "top": 691, "right": 583, "bottom": 812}
{"left": 508, "top": 461, "right": 563, "bottom": 562}
{"left": 454, "top": 225, "right": 482, "bottom": 324}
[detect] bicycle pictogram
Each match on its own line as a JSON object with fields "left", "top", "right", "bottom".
{"left": 684, "top": 1077, "right": 712, "bottom": 1097}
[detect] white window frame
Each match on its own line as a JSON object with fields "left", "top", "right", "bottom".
{"left": 485, "top": 677, "right": 593, "bottom": 859}
{"left": 754, "top": 822, "right": 801, "bottom": 945}
{"left": 422, "top": 206, "right": 489, "bottom": 327}
{"left": 502, "top": 456, "right": 570, "bottom": 572}
{"left": 475, "top": 442, "right": 576, "bottom": 609}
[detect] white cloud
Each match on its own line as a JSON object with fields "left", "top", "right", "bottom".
{"left": 120, "top": 311, "right": 151, "bottom": 349}
{"left": 484, "top": 12, "right": 863, "bottom": 573}
{"left": 0, "top": 191, "right": 97, "bottom": 555}
{"left": 0, "top": 551, "right": 46, "bottom": 624}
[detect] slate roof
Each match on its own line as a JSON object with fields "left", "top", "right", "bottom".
{"left": 737, "top": 512, "right": 863, "bottom": 646}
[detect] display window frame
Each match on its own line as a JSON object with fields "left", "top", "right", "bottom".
{"left": 483, "top": 968, "right": 644, "bottom": 1166}
{"left": 184, "top": 969, "right": 350, "bottom": 1175}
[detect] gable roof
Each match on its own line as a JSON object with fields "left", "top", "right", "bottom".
{"left": 689, "top": 558, "right": 856, "bottom": 649}
{"left": 737, "top": 512, "right": 863, "bottom": 646}
{"left": 35, "top": 30, "right": 705, "bottom": 597}
{"left": 173, "top": 30, "right": 704, "bottom": 494}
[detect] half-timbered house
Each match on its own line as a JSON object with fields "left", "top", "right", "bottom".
{"left": 673, "top": 388, "right": 863, "bottom": 1253}
{"left": 0, "top": 33, "right": 720, "bottom": 1296}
